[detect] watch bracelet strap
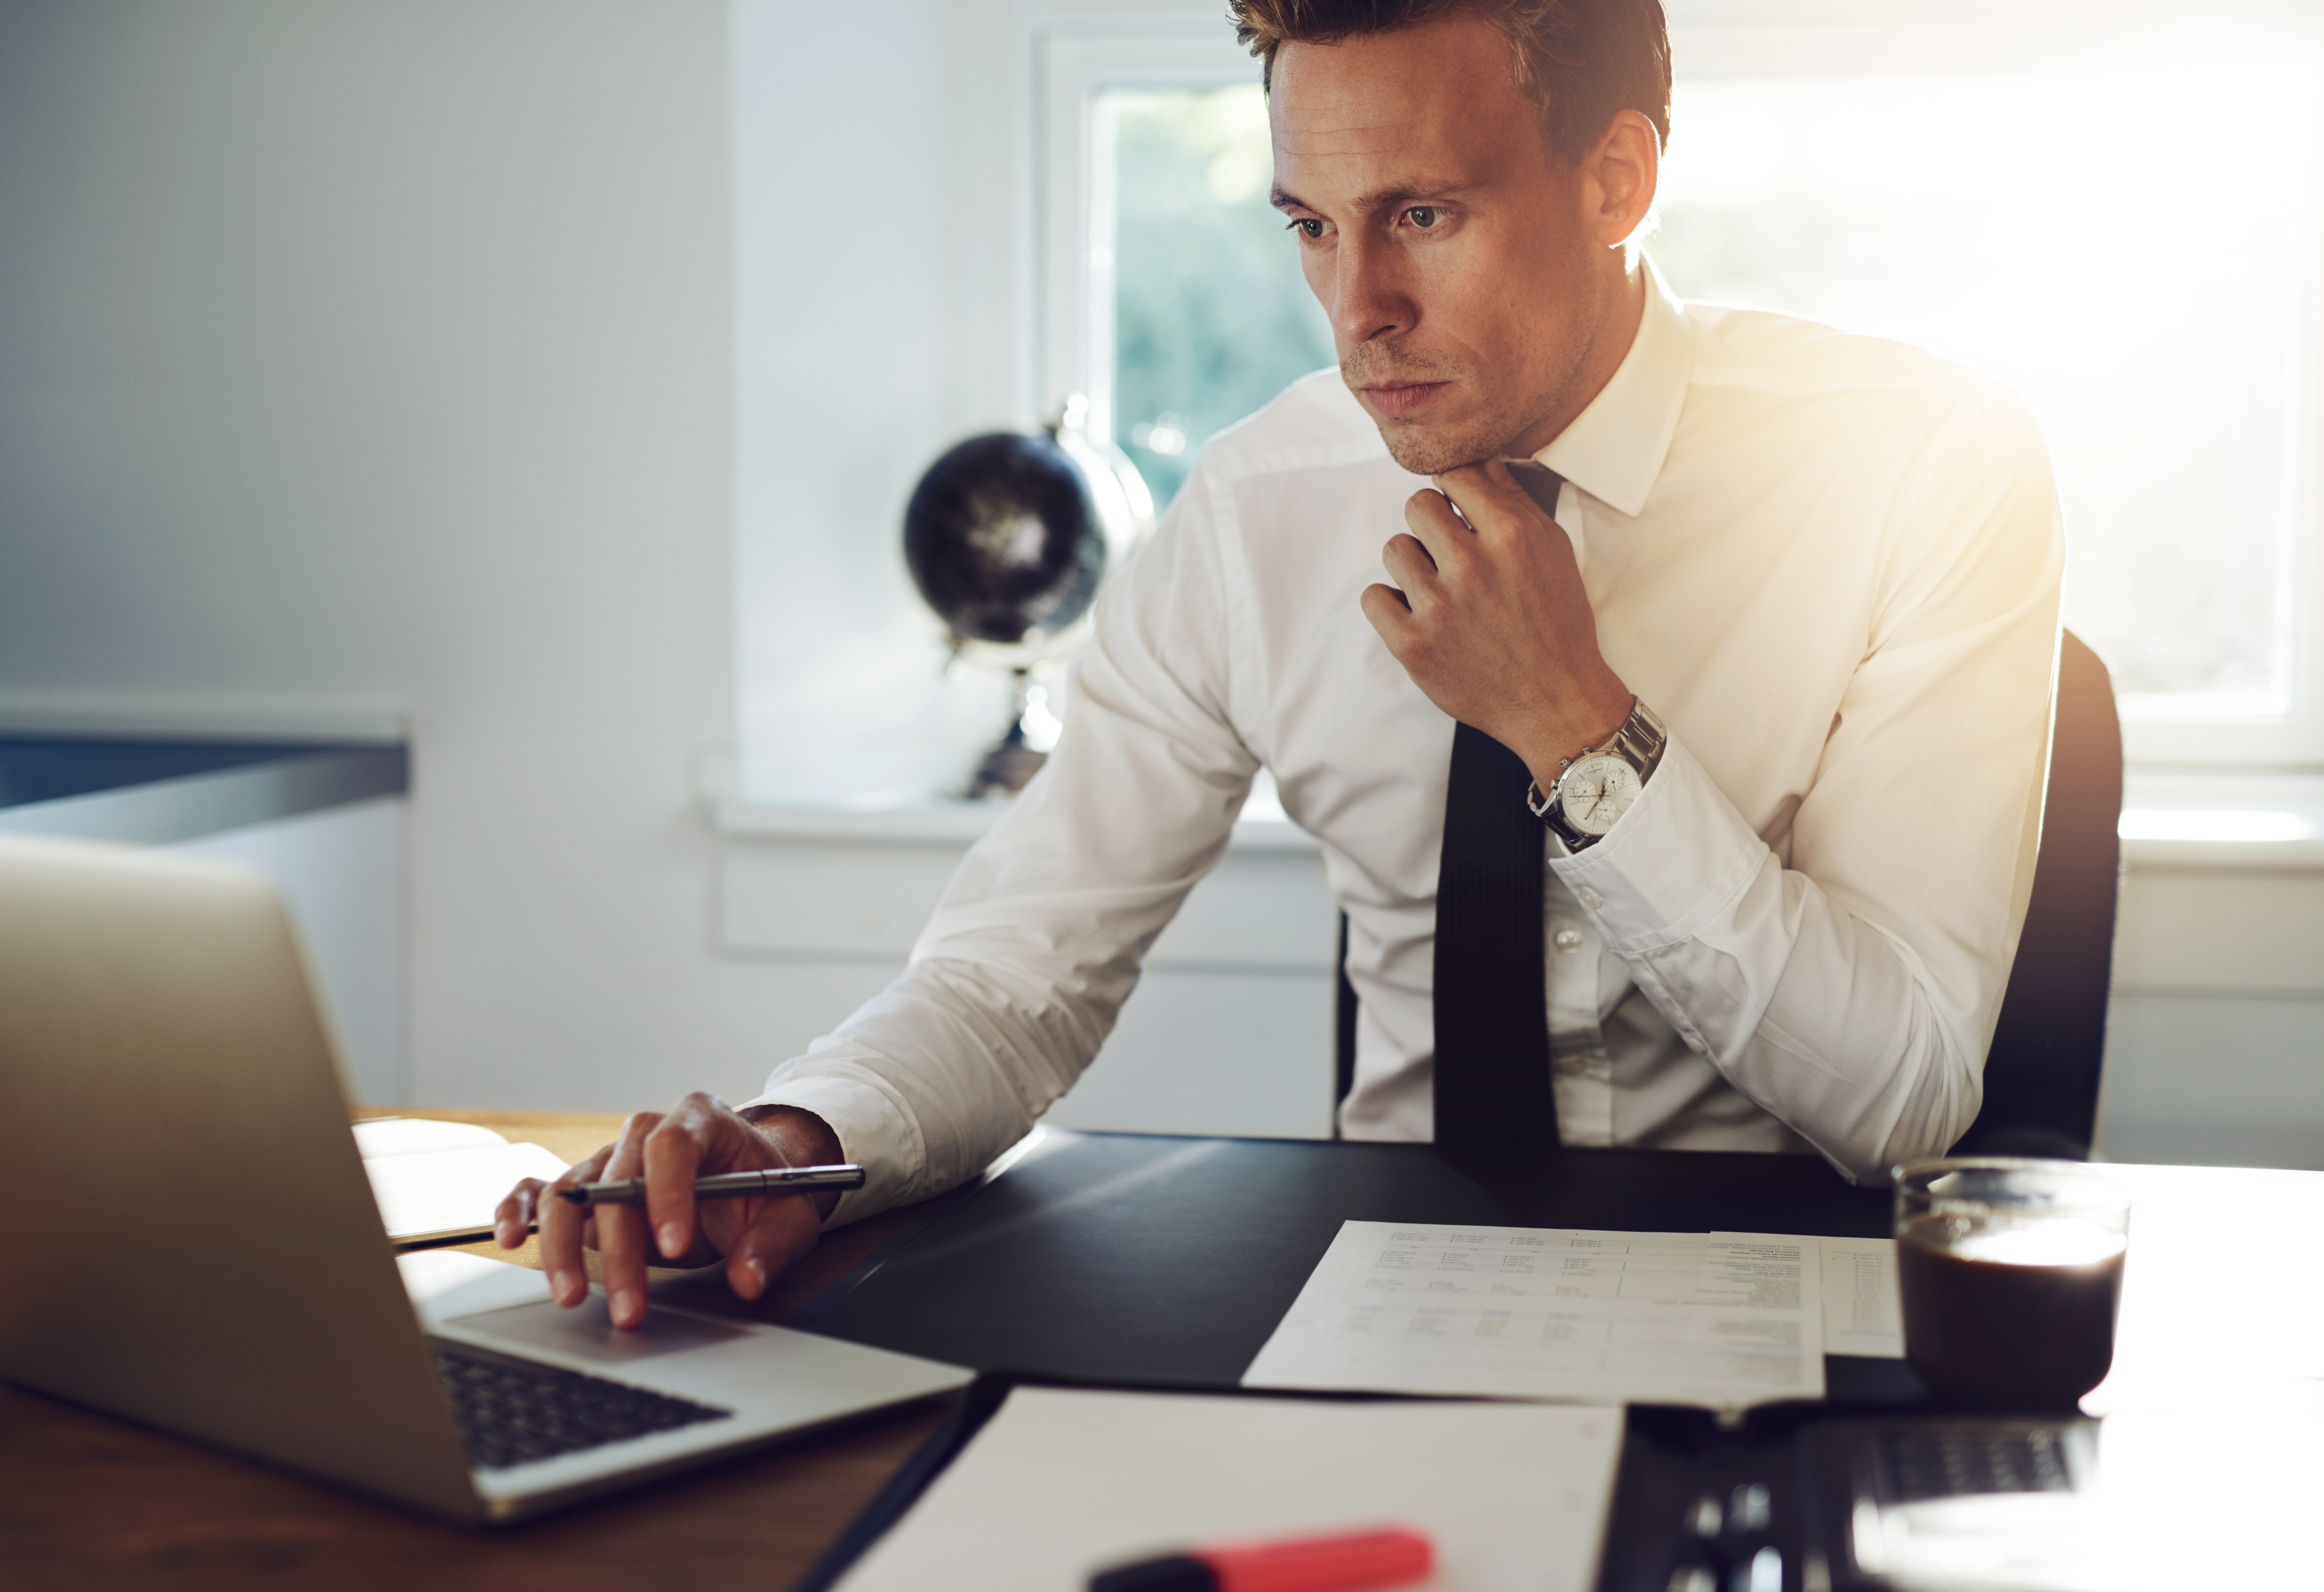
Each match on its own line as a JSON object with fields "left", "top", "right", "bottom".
{"left": 1530, "top": 698, "right": 1668, "bottom": 850}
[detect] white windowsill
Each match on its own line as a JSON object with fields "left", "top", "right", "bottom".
{"left": 705, "top": 756, "right": 1319, "bottom": 854}
{"left": 2119, "top": 770, "right": 2324, "bottom": 873}
{"left": 707, "top": 766, "right": 2324, "bottom": 871}
{"left": 713, "top": 797, "right": 1320, "bottom": 855}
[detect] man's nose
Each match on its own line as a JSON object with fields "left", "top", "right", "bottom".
{"left": 1330, "top": 232, "right": 1414, "bottom": 347}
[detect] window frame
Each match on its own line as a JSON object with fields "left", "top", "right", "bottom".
{"left": 1038, "top": 32, "right": 1266, "bottom": 450}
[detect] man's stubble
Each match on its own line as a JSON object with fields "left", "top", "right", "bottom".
{"left": 1344, "top": 238, "right": 1610, "bottom": 477}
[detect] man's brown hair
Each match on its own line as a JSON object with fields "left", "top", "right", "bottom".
{"left": 1228, "top": 0, "right": 1672, "bottom": 165}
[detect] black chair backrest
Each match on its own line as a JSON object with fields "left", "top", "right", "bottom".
{"left": 1333, "top": 631, "right": 2123, "bottom": 1156}
{"left": 1953, "top": 629, "right": 2122, "bottom": 1158}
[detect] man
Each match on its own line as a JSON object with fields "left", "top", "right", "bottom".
{"left": 500, "top": 0, "right": 2061, "bottom": 1331}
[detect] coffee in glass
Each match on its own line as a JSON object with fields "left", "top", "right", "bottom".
{"left": 1892, "top": 1157, "right": 2130, "bottom": 1406}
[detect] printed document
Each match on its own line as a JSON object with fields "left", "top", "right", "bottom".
{"left": 1243, "top": 1221, "right": 1825, "bottom": 1408}
{"left": 836, "top": 1388, "right": 1623, "bottom": 1592}
{"left": 1819, "top": 1235, "right": 1904, "bottom": 1358}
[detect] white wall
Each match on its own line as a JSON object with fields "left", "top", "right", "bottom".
{"left": 730, "top": 0, "right": 1017, "bottom": 806}
{"left": 0, "top": 0, "right": 793, "bottom": 1111}
{"left": 2096, "top": 866, "right": 2324, "bottom": 1170}
{"left": 175, "top": 798, "right": 410, "bottom": 1106}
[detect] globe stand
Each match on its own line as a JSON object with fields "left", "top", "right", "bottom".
{"left": 963, "top": 668, "right": 1064, "bottom": 800}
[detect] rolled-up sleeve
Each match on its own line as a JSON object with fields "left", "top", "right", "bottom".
{"left": 1553, "top": 393, "right": 2065, "bottom": 1183}
{"left": 743, "top": 473, "right": 1260, "bottom": 1223}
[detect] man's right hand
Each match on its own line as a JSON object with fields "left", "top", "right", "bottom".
{"left": 494, "top": 1094, "right": 844, "bottom": 1329}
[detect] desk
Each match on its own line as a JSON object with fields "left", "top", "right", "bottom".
{"left": 7, "top": 1114, "right": 2323, "bottom": 1590}
{"left": 790, "top": 1131, "right": 1903, "bottom": 1392}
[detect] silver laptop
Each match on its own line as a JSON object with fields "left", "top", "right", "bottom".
{"left": 0, "top": 833, "right": 971, "bottom": 1524}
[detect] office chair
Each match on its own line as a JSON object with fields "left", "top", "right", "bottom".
{"left": 1334, "top": 631, "right": 2123, "bottom": 1159}
{"left": 1952, "top": 630, "right": 2122, "bottom": 1158}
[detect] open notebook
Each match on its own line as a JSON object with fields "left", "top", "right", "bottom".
{"left": 355, "top": 1117, "right": 571, "bottom": 1247}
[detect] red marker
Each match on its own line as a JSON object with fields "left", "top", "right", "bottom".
{"left": 1088, "top": 1525, "right": 1435, "bottom": 1592}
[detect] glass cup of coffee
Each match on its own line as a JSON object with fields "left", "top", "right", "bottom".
{"left": 1893, "top": 1157, "right": 2131, "bottom": 1407}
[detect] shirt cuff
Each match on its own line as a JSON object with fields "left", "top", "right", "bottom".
{"left": 1548, "top": 731, "right": 1769, "bottom": 955}
{"left": 737, "top": 1067, "right": 922, "bottom": 1228}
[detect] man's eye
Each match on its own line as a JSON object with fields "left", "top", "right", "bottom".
{"left": 1286, "top": 218, "right": 1325, "bottom": 240}
{"left": 1406, "top": 206, "right": 1441, "bottom": 228}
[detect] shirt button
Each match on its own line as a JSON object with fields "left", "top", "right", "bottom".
{"left": 1576, "top": 886, "right": 1604, "bottom": 911}
{"left": 1683, "top": 1033, "right": 1706, "bottom": 1055}
{"left": 1554, "top": 927, "right": 1585, "bottom": 952}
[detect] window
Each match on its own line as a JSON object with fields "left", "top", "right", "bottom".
{"left": 1105, "top": 86, "right": 1333, "bottom": 507}
{"left": 1046, "top": 12, "right": 2324, "bottom": 769}
{"left": 1655, "top": 22, "right": 2324, "bottom": 765}
{"left": 1042, "top": 35, "right": 1327, "bottom": 512}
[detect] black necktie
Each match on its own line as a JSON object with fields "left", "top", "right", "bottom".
{"left": 1431, "top": 463, "right": 1564, "bottom": 1147}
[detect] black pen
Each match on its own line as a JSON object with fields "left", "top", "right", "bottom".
{"left": 555, "top": 1164, "right": 865, "bottom": 1207}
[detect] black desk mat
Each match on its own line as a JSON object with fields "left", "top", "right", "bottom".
{"left": 794, "top": 1131, "right": 1913, "bottom": 1399}
{"left": 788, "top": 1133, "right": 1992, "bottom": 1591}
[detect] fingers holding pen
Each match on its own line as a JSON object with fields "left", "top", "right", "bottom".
{"left": 644, "top": 1093, "right": 725, "bottom": 1263}
{"left": 511, "top": 1099, "right": 849, "bottom": 1328}
{"left": 534, "top": 1142, "right": 613, "bottom": 1308}
{"left": 594, "top": 1111, "right": 666, "bottom": 1329}
{"left": 723, "top": 1195, "right": 822, "bottom": 1303}
{"left": 494, "top": 1180, "right": 536, "bottom": 1250}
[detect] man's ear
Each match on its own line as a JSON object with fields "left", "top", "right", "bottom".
{"left": 1581, "top": 109, "right": 1660, "bottom": 251}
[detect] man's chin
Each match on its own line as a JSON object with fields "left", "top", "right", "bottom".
{"left": 1347, "top": 372, "right": 1537, "bottom": 476}
{"left": 1374, "top": 420, "right": 1506, "bottom": 479}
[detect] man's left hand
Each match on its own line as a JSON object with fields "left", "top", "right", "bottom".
{"left": 1360, "top": 458, "right": 1636, "bottom": 791}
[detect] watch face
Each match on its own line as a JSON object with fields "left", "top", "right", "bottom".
{"left": 1558, "top": 754, "right": 1640, "bottom": 836}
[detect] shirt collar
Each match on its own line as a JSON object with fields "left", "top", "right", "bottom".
{"left": 1529, "top": 255, "right": 1692, "bottom": 519}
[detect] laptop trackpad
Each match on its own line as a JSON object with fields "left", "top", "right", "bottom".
{"left": 449, "top": 1298, "right": 751, "bottom": 1363}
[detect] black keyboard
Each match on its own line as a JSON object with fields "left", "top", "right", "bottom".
{"left": 428, "top": 1339, "right": 734, "bottom": 1471}
{"left": 1876, "top": 1425, "right": 2074, "bottom": 1502}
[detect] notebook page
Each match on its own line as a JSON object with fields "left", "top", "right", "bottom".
{"left": 836, "top": 1388, "right": 1622, "bottom": 1592}
{"left": 363, "top": 1141, "right": 570, "bottom": 1245}
{"left": 353, "top": 1117, "right": 510, "bottom": 1159}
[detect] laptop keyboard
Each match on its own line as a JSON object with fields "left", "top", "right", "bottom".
{"left": 429, "top": 1339, "right": 735, "bottom": 1471}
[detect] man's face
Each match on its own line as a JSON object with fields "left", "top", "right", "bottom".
{"left": 1270, "top": 13, "right": 1612, "bottom": 474}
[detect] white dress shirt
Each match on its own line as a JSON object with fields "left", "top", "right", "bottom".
{"left": 750, "top": 262, "right": 2065, "bottom": 1221}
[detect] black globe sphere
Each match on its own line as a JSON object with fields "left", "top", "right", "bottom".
{"left": 902, "top": 431, "right": 1110, "bottom": 648}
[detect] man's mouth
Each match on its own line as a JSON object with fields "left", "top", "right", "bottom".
{"left": 1358, "top": 380, "right": 1452, "bottom": 419}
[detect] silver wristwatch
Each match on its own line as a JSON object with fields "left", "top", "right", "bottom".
{"left": 1525, "top": 698, "right": 1668, "bottom": 852}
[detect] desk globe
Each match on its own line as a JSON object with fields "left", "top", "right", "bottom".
{"left": 903, "top": 397, "right": 1152, "bottom": 796}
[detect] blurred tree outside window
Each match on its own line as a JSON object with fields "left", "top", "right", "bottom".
{"left": 1105, "top": 86, "right": 1334, "bottom": 508}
